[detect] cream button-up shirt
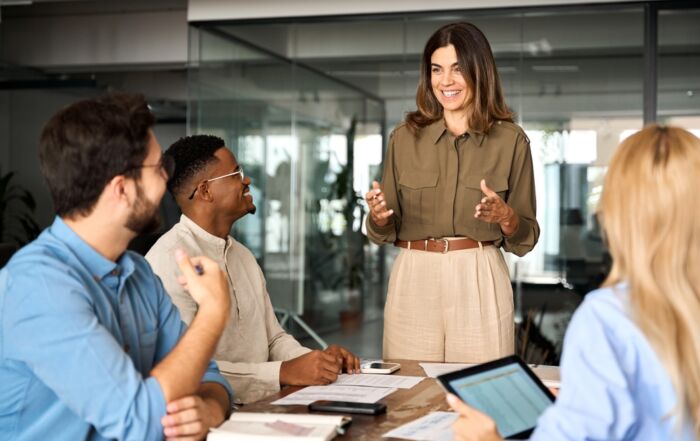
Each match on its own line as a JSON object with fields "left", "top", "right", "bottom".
{"left": 146, "top": 215, "right": 310, "bottom": 403}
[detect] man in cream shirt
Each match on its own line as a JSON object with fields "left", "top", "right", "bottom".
{"left": 146, "top": 135, "right": 360, "bottom": 403}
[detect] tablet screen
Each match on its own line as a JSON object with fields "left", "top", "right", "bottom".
{"left": 445, "top": 362, "right": 552, "bottom": 438}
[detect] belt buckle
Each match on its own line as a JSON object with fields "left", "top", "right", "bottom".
{"left": 440, "top": 238, "right": 449, "bottom": 254}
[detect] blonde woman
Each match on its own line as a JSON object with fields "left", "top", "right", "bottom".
{"left": 447, "top": 124, "right": 700, "bottom": 440}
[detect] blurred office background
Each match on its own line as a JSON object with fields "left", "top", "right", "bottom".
{"left": 1, "top": 0, "right": 698, "bottom": 362}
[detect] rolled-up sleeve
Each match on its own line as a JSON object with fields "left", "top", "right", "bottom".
{"left": 500, "top": 131, "right": 539, "bottom": 256}
{"left": 4, "top": 266, "right": 167, "bottom": 440}
{"left": 366, "top": 131, "right": 401, "bottom": 245}
{"left": 152, "top": 274, "right": 234, "bottom": 405}
{"left": 213, "top": 266, "right": 308, "bottom": 404}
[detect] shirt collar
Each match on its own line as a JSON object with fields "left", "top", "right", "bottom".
{"left": 427, "top": 118, "right": 486, "bottom": 146}
{"left": 50, "top": 216, "right": 135, "bottom": 280}
{"left": 179, "top": 214, "right": 231, "bottom": 252}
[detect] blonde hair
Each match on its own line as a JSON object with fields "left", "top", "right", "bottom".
{"left": 601, "top": 125, "right": 700, "bottom": 433}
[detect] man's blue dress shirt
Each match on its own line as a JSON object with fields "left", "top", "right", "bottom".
{"left": 531, "top": 284, "right": 694, "bottom": 440}
{"left": 0, "top": 217, "right": 233, "bottom": 441}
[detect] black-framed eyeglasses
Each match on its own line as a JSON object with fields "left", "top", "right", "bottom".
{"left": 188, "top": 166, "right": 245, "bottom": 200}
{"left": 126, "top": 154, "right": 175, "bottom": 180}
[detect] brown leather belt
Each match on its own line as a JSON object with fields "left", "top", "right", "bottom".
{"left": 395, "top": 238, "right": 494, "bottom": 253}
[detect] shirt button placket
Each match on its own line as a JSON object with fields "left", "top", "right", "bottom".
{"left": 449, "top": 136, "right": 460, "bottom": 235}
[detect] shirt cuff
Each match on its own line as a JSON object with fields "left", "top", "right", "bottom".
{"left": 504, "top": 213, "right": 529, "bottom": 244}
{"left": 145, "top": 376, "right": 167, "bottom": 439}
{"left": 202, "top": 371, "right": 235, "bottom": 412}
{"left": 258, "top": 360, "right": 284, "bottom": 387}
{"left": 366, "top": 215, "right": 395, "bottom": 243}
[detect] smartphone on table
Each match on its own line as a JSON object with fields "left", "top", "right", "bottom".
{"left": 308, "top": 400, "right": 387, "bottom": 415}
{"left": 360, "top": 362, "right": 400, "bottom": 374}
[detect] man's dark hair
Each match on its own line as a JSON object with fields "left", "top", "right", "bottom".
{"left": 39, "top": 92, "right": 155, "bottom": 218}
{"left": 165, "top": 135, "right": 225, "bottom": 198}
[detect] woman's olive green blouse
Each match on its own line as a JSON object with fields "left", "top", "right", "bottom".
{"left": 366, "top": 119, "right": 539, "bottom": 257}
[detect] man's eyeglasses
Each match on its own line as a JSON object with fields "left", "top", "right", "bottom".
{"left": 127, "top": 154, "right": 175, "bottom": 180}
{"left": 188, "top": 166, "right": 245, "bottom": 200}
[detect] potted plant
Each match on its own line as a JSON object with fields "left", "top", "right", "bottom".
{"left": 0, "top": 169, "right": 40, "bottom": 266}
{"left": 331, "top": 118, "right": 370, "bottom": 333}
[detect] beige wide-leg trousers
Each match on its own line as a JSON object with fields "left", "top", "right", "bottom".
{"left": 383, "top": 244, "right": 514, "bottom": 363}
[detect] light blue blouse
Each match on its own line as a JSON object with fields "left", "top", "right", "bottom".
{"left": 531, "top": 284, "right": 695, "bottom": 440}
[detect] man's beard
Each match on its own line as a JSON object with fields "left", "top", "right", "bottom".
{"left": 125, "top": 183, "right": 161, "bottom": 235}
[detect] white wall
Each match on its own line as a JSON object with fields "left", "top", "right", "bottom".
{"left": 188, "top": 0, "right": 645, "bottom": 22}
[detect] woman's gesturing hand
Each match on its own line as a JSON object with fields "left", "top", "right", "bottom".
{"left": 474, "top": 179, "right": 519, "bottom": 236}
{"left": 365, "top": 181, "right": 394, "bottom": 227}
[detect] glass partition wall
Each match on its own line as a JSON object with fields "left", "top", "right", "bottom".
{"left": 658, "top": 7, "right": 700, "bottom": 132}
{"left": 189, "top": 3, "right": 698, "bottom": 358}
{"left": 189, "top": 26, "right": 385, "bottom": 341}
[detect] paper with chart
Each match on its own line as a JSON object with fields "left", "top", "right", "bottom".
{"left": 382, "top": 411, "right": 457, "bottom": 441}
{"left": 272, "top": 385, "right": 397, "bottom": 406}
{"left": 334, "top": 373, "right": 424, "bottom": 389}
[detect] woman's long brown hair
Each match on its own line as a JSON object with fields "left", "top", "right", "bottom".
{"left": 405, "top": 22, "right": 513, "bottom": 134}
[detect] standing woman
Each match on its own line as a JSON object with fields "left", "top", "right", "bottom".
{"left": 365, "top": 22, "right": 539, "bottom": 363}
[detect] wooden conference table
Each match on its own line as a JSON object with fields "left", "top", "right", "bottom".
{"left": 235, "top": 359, "right": 559, "bottom": 441}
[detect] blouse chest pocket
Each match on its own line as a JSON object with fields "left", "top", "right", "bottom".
{"left": 463, "top": 175, "right": 509, "bottom": 231}
{"left": 398, "top": 171, "right": 439, "bottom": 225}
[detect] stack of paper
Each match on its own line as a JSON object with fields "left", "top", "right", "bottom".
{"left": 334, "top": 373, "right": 424, "bottom": 389}
{"left": 209, "top": 413, "right": 349, "bottom": 441}
{"left": 272, "top": 373, "right": 425, "bottom": 406}
{"left": 418, "top": 363, "right": 472, "bottom": 379}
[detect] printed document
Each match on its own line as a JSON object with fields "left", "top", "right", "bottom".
{"left": 419, "top": 363, "right": 472, "bottom": 378}
{"left": 334, "top": 373, "right": 424, "bottom": 389}
{"left": 382, "top": 411, "right": 457, "bottom": 441}
{"left": 208, "top": 412, "right": 349, "bottom": 441}
{"left": 272, "top": 385, "right": 397, "bottom": 406}
{"left": 420, "top": 362, "right": 560, "bottom": 388}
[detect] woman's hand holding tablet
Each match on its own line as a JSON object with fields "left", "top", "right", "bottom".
{"left": 437, "top": 355, "right": 555, "bottom": 440}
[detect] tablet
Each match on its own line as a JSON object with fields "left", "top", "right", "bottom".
{"left": 437, "top": 355, "right": 555, "bottom": 439}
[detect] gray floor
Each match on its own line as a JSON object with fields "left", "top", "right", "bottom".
{"left": 298, "top": 317, "right": 384, "bottom": 360}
